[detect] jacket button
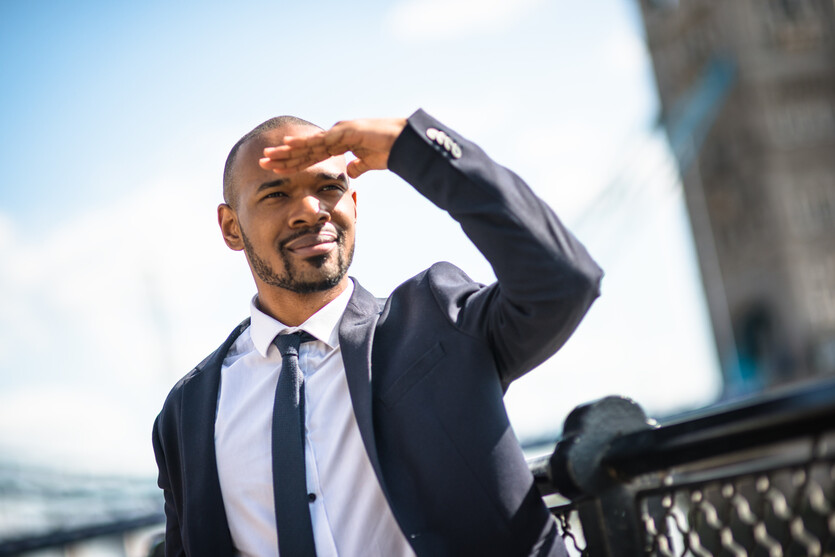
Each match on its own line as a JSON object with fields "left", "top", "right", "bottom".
{"left": 308, "top": 493, "right": 317, "bottom": 503}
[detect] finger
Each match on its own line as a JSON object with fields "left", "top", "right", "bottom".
{"left": 262, "top": 130, "right": 327, "bottom": 156}
{"left": 282, "top": 126, "right": 346, "bottom": 150}
{"left": 312, "top": 127, "right": 352, "bottom": 156}
{"left": 281, "top": 133, "right": 326, "bottom": 148}
{"left": 262, "top": 145, "right": 295, "bottom": 160}
{"left": 262, "top": 143, "right": 321, "bottom": 159}
{"left": 264, "top": 141, "right": 345, "bottom": 164}
{"left": 322, "top": 127, "right": 350, "bottom": 148}
{"left": 259, "top": 157, "right": 319, "bottom": 172}
{"left": 325, "top": 142, "right": 351, "bottom": 157}
{"left": 259, "top": 153, "right": 327, "bottom": 173}
{"left": 262, "top": 144, "right": 330, "bottom": 163}
{"left": 346, "top": 158, "right": 371, "bottom": 179}
{"left": 266, "top": 160, "right": 318, "bottom": 174}
{"left": 260, "top": 155, "right": 304, "bottom": 170}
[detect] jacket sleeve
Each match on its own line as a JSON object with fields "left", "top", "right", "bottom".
{"left": 152, "top": 414, "right": 186, "bottom": 557}
{"left": 387, "top": 109, "right": 603, "bottom": 388}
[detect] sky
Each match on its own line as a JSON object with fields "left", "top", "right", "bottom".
{"left": 0, "top": 0, "right": 722, "bottom": 476}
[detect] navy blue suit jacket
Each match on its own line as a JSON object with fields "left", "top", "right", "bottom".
{"left": 153, "top": 110, "right": 603, "bottom": 556}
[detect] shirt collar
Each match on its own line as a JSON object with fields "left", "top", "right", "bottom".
{"left": 249, "top": 280, "right": 355, "bottom": 358}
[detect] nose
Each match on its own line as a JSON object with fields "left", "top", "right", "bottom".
{"left": 289, "top": 194, "right": 329, "bottom": 228}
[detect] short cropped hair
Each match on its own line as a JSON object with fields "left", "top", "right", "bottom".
{"left": 222, "top": 115, "right": 322, "bottom": 208}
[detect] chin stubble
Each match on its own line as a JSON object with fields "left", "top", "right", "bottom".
{"left": 240, "top": 228, "right": 353, "bottom": 294}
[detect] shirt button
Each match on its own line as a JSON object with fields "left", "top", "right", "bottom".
{"left": 308, "top": 493, "right": 317, "bottom": 503}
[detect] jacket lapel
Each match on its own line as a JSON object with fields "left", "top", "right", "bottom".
{"left": 339, "top": 279, "right": 388, "bottom": 495}
{"left": 180, "top": 318, "right": 249, "bottom": 555}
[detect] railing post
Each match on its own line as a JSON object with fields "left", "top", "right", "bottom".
{"left": 549, "top": 396, "right": 655, "bottom": 556}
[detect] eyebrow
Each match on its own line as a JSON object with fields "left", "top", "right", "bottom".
{"left": 256, "top": 173, "right": 348, "bottom": 193}
{"left": 257, "top": 178, "right": 289, "bottom": 193}
{"left": 318, "top": 172, "right": 348, "bottom": 185}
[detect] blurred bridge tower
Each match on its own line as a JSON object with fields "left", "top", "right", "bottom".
{"left": 637, "top": 0, "right": 835, "bottom": 395}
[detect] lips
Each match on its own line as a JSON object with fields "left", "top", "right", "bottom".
{"left": 283, "top": 231, "right": 338, "bottom": 257}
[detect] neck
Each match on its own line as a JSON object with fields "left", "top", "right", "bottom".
{"left": 254, "top": 276, "right": 350, "bottom": 326}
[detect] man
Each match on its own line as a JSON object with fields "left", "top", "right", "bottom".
{"left": 153, "top": 109, "right": 603, "bottom": 556}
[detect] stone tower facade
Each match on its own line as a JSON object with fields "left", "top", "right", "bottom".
{"left": 637, "top": 0, "right": 835, "bottom": 393}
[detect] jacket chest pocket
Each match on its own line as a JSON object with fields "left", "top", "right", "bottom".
{"left": 380, "top": 342, "right": 445, "bottom": 408}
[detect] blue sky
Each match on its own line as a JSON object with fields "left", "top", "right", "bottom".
{"left": 0, "top": 0, "right": 721, "bottom": 475}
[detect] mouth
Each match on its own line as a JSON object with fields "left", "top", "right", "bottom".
{"left": 283, "top": 231, "right": 338, "bottom": 258}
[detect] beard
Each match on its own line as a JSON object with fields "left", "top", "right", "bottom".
{"left": 240, "top": 225, "right": 354, "bottom": 294}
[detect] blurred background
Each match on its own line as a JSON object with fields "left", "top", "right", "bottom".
{"left": 1, "top": 0, "right": 833, "bottom": 554}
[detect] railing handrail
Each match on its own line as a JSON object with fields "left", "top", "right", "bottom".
{"left": 604, "top": 376, "right": 835, "bottom": 476}
{"left": 529, "top": 375, "right": 835, "bottom": 497}
{"left": 529, "top": 377, "right": 835, "bottom": 556}
{"left": 0, "top": 513, "right": 164, "bottom": 557}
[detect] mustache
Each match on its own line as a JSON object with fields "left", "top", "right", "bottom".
{"left": 279, "top": 224, "right": 342, "bottom": 250}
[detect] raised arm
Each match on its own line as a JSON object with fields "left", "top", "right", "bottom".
{"left": 387, "top": 110, "right": 603, "bottom": 385}
{"left": 261, "top": 110, "right": 603, "bottom": 387}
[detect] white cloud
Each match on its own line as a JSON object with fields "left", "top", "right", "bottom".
{"left": 0, "top": 387, "right": 154, "bottom": 475}
{"left": 0, "top": 213, "right": 13, "bottom": 250}
{"left": 602, "top": 28, "right": 649, "bottom": 75}
{"left": 384, "top": 0, "right": 545, "bottom": 41}
{"left": 0, "top": 172, "right": 254, "bottom": 475}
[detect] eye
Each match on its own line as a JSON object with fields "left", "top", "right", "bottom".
{"left": 264, "top": 191, "right": 288, "bottom": 199}
{"left": 321, "top": 183, "right": 346, "bottom": 193}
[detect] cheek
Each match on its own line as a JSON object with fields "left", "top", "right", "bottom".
{"left": 337, "top": 215, "right": 356, "bottom": 239}
{"left": 244, "top": 211, "right": 281, "bottom": 238}
{"left": 334, "top": 199, "right": 357, "bottom": 225}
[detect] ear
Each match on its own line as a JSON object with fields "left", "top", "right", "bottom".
{"left": 350, "top": 189, "right": 358, "bottom": 221}
{"left": 218, "top": 204, "right": 244, "bottom": 251}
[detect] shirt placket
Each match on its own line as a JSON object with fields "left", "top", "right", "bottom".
{"left": 300, "top": 343, "right": 339, "bottom": 557}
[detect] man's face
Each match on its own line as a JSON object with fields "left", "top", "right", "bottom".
{"left": 222, "top": 125, "right": 357, "bottom": 294}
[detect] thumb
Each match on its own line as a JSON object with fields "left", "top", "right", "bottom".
{"left": 347, "top": 158, "right": 371, "bottom": 179}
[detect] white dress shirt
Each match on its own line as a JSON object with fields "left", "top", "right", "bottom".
{"left": 214, "top": 282, "right": 415, "bottom": 557}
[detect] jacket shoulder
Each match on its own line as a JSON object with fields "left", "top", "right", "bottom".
{"left": 156, "top": 317, "right": 250, "bottom": 419}
{"left": 382, "top": 262, "right": 484, "bottom": 327}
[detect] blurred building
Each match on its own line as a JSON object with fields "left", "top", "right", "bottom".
{"left": 638, "top": 0, "right": 835, "bottom": 394}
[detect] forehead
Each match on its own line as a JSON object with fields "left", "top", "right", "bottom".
{"left": 233, "top": 125, "right": 347, "bottom": 188}
{"left": 246, "top": 124, "right": 314, "bottom": 152}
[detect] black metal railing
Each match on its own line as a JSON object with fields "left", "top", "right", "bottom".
{"left": 0, "top": 513, "right": 163, "bottom": 556}
{"left": 0, "top": 463, "right": 164, "bottom": 557}
{"left": 529, "top": 377, "right": 835, "bottom": 556}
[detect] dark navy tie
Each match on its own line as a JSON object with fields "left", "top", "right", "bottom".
{"left": 272, "top": 331, "right": 317, "bottom": 557}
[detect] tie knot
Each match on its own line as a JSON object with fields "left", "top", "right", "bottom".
{"left": 273, "top": 331, "right": 315, "bottom": 357}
